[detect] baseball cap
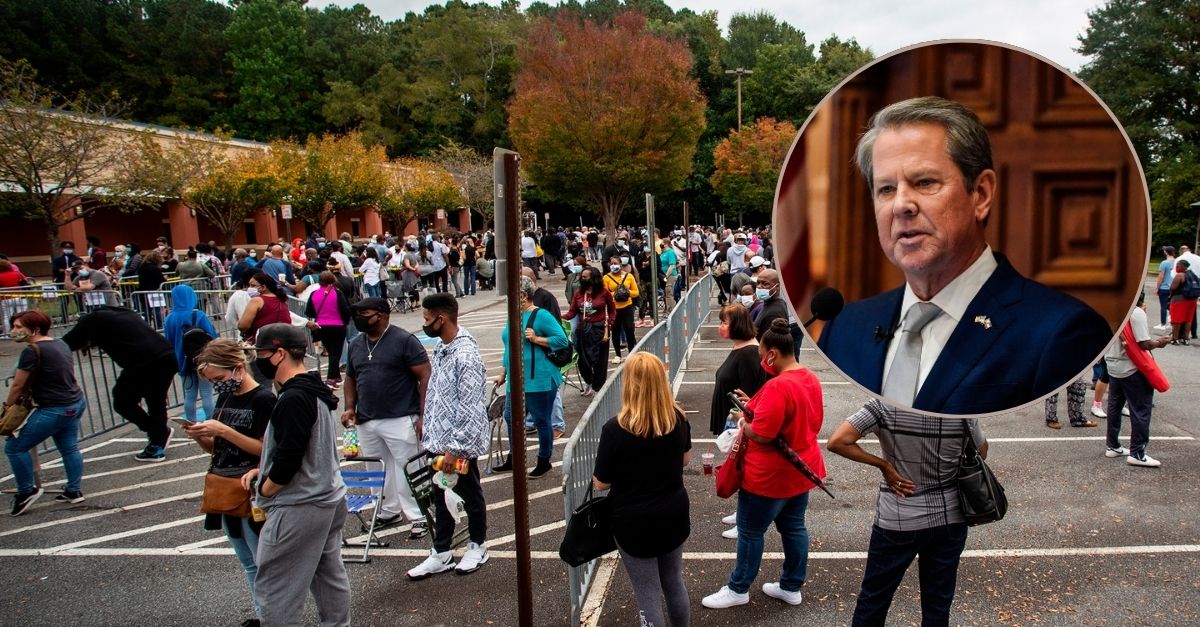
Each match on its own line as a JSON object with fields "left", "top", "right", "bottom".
{"left": 254, "top": 323, "right": 309, "bottom": 351}
{"left": 350, "top": 297, "right": 390, "bottom": 314}
{"left": 749, "top": 256, "right": 770, "bottom": 269}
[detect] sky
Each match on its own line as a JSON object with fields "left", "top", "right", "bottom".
{"left": 325, "top": 0, "right": 1103, "bottom": 72}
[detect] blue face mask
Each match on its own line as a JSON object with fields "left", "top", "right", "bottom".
{"left": 318, "top": 242, "right": 325, "bottom": 249}
{"left": 756, "top": 287, "right": 771, "bottom": 301}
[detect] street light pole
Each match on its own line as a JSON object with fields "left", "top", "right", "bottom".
{"left": 1191, "top": 201, "right": 1200, "bottom": 252}
{"left": 724, "top": 67, "right": 753, "bottom": 132}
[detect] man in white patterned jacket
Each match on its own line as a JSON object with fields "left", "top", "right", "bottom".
{"left": 407, "top": 292, "right": 491, "bottom": 580}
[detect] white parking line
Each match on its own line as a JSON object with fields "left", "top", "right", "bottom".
{"left": 0, "top": 491, "right": 203, "bottom": 538}
{"left": 49, "top": 515, "right": 206, "bottom": 552}
{"left": 37, "top": 454, "right": 210, "bottom": 488}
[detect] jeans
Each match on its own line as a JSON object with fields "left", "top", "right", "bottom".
{"left": 449, "top": 267, "right": 464, "bottom": 297}
{"left": 522, "top": 257, "right": 540, "bottom": 279}
{"left": 224, "top": 515, "right": 261, "bottom": 617}
{"left": 612, "top": 307, "right": 636, "bottom": 356}
{"left": 503, "top": 388, "right": 557, "bottom": 459}
{"left": 1107, "top": 371, "right": 1154, "bottom": 458}
{"left": 463, "top": 265, "right": 478, "bottom": 295}
{"left": 525, "top": 387, "right": 565, "bottom": 433}
{"left": 1158, "top": 289, "right": 1171, "bottom": 325}
{"left": 5, "top": 397, "right": 87, "bottom": 494}
{"left": 852, "top": 523, "right": 969, "bottom": 627}
{"left": 728, "top": 490, "right": 810, "bottom": 594}
{"left": 180, "top": 372, "right": 215, "bottom": 422}
{"left": 364, "top": 282, "right": 381, "bottom": 298}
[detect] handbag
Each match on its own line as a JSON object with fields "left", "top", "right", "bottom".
{"left": 559, "top": 483, "right": 616, "bottom": 567}
{"left": 957, "top": 434, "right": 1007, "bottom": 526}
{"left": 613, "top": 273, "right": 631, "bottom": 303}
{"left": 526, "top": 308, "right": 574, "bottom": 368}
{"left": 200, "top": 472, "right": 253, "bottom": 518}
{"left": 714, "top": 425, "right": 747, "bottom": 498}
{"left": 1, "top": 342, "right": 41, "bottom": 437}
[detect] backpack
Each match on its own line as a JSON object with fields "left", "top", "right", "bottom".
{"left": 182, "top": 311, "right": 215, "bottom": 369}
{"left": 526, "top": 308, "right": 574, "bottom": 369}
{"left": 613, "top": 273, "right": 631, "bottom": 303}
{"left": 1184, "top": 270, "right": 1200, "bottom": 299}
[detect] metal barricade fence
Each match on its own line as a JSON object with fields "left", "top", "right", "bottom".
{"left": 561, "top": 273, "right": 714, "bottom": 625}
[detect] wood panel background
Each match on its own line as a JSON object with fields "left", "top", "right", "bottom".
{"left": 776, "top": 42, "right": 1149, "bottom": 331}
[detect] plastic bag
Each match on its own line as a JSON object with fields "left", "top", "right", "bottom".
{"left": 716, "top": 427, "right": 739, "bottom": 454}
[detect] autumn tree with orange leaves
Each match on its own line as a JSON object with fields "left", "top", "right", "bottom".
{"left": 711, "top": 117, "right": 797, "bottom": 220}
{"left": 508, "top": 11, "right": 705, "bottom": 243}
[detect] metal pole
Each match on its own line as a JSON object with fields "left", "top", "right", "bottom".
{"left": 498, "top": 150, "right": 534, "bottom": 627}
{"left": 736, "top": 73, "right": 743, "bottom": 132}
{"left": 647, "top": 193, "right": 659, "bottom": 323}
{"left": 1191, "top": 202, "right": 1200, "bottom": 252}
{"left": 494, "top": 150, "right": 511, "bottom": 294}
{"left": 682, "top": 201, "right": 690, "bottom": 289}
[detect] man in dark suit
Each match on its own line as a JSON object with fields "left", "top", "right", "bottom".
{"left": 817, "top": 96, "right": 1112, "bottom": 415}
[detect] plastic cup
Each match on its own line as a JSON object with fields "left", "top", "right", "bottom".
{"left": 702, "top": 452, "right": 715, "bottom": 475}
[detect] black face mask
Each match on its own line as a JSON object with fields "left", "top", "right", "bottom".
{"left": 422, "top": 317, "right": 442, "bottom": 338}
{"left": 352, "top": 314, "right": 376, "bottom": 333}
{"left": 255, "top": 352, "right": 280, "bottom": 380}
{"left": 579, "top": 278, "right": 591, "bottom": 289}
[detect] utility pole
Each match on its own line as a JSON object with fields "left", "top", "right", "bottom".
{"left": 725, "top": 67, "right": 753, "bottom": 131}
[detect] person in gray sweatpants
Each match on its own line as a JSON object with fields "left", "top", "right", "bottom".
{"left": 241, "top": 324, "right": 350, "bottom": 627}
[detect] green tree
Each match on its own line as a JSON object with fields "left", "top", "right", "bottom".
{"left": 1078, "top": 0, "right": 1200, "bottom": 249}
{"left": 186, "top": 150, "right": 291, "bottom": 254}
{"left": 0, "top": 58, "right": 135, "bottom": 255}
{"left": 224, "top": 0, "right": 318, "bottom": 140}
{"left": 272, "top": 132, "right": 390, "bottom": 232}
{"left": 509, "top": 10, "right": 706, "bottom": 242}
{"left": 378, "top": 157, "right": 464, "bottom": 233}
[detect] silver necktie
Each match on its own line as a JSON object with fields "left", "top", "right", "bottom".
{"left": 881, "top": 302, "right": 942, "bottom": 406}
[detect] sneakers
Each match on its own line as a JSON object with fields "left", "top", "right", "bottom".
{"left": 581, "top": 388, "right": 596, "bottom": 398}
{"left": 1121, "top": 405, "right": 1130, "bottom": 416}
{"left": 407, "top": 549, "right": 455, "bottom": 580}
{"left": 554, "top": 429, "right": 565, "bottom": 439}
{"left": 702, "top": 586, "right": 750, "bottom": 609}
{"left": 455, "top": 541, "right": 489, "bottom": 575}
{"left": 721, "top": 527, "right": 738, "bottom": 539}
{"left": 1127, "top": 453, "right": 1161, "bottom": 468}
{"left": 10, "top": 488, "right": 43, "bottom": 516}
{"left": 1045, "top": 421, "right": 1062, "bottom": 430}
{"left": 1070, "top": 420, "right": 1099, "bottom": 428}
{"left": 55, "top": 490, "right": 85, "bottom": 504}
{"left": 610, "top": 355, "right": 622, "bottom": 365}
{"left": 721, "top": 513, "right": 737, "bottom": 525}
{"left": 1105, "top": 446, "right": 1129, "bottom": 458}
{"left": 374, "top": 512, "right": 403, "bottom": 528}
{"left": 762, "top": 582, "right": 803, "bottom": 605}
{"left": 635, "top": 318, "right": 644, "bottom": 328}
{"left": 409, "top": 520, "right": 429, "bottom": 539}
{"left": 133, "top": 445, "right": 167, "bottom": 462}
{"left": 1091, "top": 403, "right": 1107, "bottom": 418}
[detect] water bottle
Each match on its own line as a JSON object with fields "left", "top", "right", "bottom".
{"left": 248, "top": 477, "right": 266, "bottom": 523}
{"left": 342, "top": 427, "right": 360, "bottom": 459}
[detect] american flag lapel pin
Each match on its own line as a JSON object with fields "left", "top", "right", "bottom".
{"left": 974, "top": 315, "right": 992, "bottom": 330}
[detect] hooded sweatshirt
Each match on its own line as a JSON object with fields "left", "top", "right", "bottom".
{"left": 257, "top": 372, "right": 346, "bottom": 509}
{"left": 163, "top": 285, "right": 218, "bottom": 374}
{"left": 727, "top": 242, "right": 749, "bottom": 271}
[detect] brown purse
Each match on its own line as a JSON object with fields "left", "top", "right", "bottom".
{"left": 200, "top": 472, "right": 252, "bottom": 518}
{"left": 1, "top": 343, "right": 41, "bottom": 437}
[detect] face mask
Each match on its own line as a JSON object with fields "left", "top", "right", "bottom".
{"left": 246, "top": 288, "right": 260, "bottom": 298}
{"left": 761, "top": 353, "right": 778, "bottom": 376}
{"left": 739, "top": 295, "right": 755, "bottom": 307}
{"left": 644, "top": 246, "right": 650, "bottom": 252}
{"left": 756, "top": 287, "right": 772, "bottom": 301}
{"left": 352, "top": 314, "right": 376, "bottom": 333}
{"left": 78, "top": 270, "right": 90, "bottom": 278}
{"left": 62, "top": 248, "right": 73, "bottom": 255}
{"left": 570, "top": 265, "right": 581, "bottom": 274}
{"left": 618, "top": 240, "right": 626, "bottom": 247}
{"left": 9, "top": 329, "right": 30, "bottom": 342}
{"left": 422, "top": 318, "right": 442, "bottom": 338}
{"left": 579, "top": 278, "right": 591, "bottom": 289}
{"left": 610, "top": 265, "right": 621, "bottom": 273}
{"left": 212, "top": 377, "right": 243, "bottom": 395}
{"left": 249, "top": 251, "right": 257, "bottom": 259}
{"left": 255, "top": 354, "right": 280, "bottom": 380}
{"left": 718, "top": 323, "right": 730, "bottom": 339}
{"left": 620, "top": 256, "right": 630, "bottom": 265}
{"left": 318, "top": 243, "right": 325, "bottom": 249}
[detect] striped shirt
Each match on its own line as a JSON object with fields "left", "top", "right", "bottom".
{"left": 848, "top": 400, "right": 985, "bottom": 531}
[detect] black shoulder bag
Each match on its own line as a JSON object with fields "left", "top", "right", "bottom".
{"left": 558, "top": 482, "right": 615, "bottom": 567}
{"left": 526, "top": 308, "right": 574, "bottom": 369}
{"left": 957, "top": 431, "right": 1007, "bottom": 526}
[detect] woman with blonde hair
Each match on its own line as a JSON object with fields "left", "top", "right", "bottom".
{"left": 183, "top": 338, "right": 275, "bottom": 626}
{"left": 592, "top": 352, "right": 691, "bottom": 627}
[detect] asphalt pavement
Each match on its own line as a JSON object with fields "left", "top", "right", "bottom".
{"left": 1, "top": 274, "right": 1198, "bottom": 626}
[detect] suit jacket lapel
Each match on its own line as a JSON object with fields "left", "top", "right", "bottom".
{"left": 862, "top": 287, "right": 904, "bottom": 393}
{"left": 914, "top": 254, "right": 1021, "bottom": 411}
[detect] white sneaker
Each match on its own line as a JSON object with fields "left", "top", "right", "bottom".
{"left": 721, "top": 527, "right": 738, "bottom": 539}
{"left": 762, "top": 582, "right": 803, "bottom": 605}
{"left": 455, "top": 541, "right": 489, "bottom": 575}
{"left": 610, "top": 356, "right": 622, "bottom": 365}
{"left": 1090, "top": 404, "right": 1107, "bottom": 418}
{"left": 1127, "top": 454, "right": 1161, "bottom": 468}
{"left": 1121, "top": 405, "right": 1130, "bottom": 416}
{"left": 702, "top": 586, "right": 750, "bottom": 609}
{"left": 721, "top": 513, "right": 737, "bottom": 525}
{"left": 406, "top": 549, "right": 455, "bottom": 580}
{"left": 1105, "top": 446, "right": 1129, "bottom": 458}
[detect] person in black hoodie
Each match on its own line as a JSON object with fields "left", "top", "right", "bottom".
{"left": 240, "top": 323, "right": 350, "bottom": 627}
{"left": 62, "top": 306, "right": 178, "bottom": 461}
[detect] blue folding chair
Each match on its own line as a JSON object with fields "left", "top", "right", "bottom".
{"left": 341, "top": 456, "right": 390, "bottom": 563}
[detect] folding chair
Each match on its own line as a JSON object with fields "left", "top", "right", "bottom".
{"left": 485, "top": 383, "right": 508, "bottom": 473}
{"left": 341, "top": 456, "right": 390, "bottom": 563}
{"left": 558, "top": 319, "right": 586, "bottom": 392}
{"left": 404, "top": 452, "right": 470, "bottom": 550}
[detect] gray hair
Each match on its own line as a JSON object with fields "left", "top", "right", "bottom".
{"left": 518, "top": 275, "right": 536, "bottom": 299}
{"left": 855, "top": 96, "right": 993, "bottom": 193}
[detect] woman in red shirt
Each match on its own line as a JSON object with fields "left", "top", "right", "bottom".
{"left": 703, "top": 318, "right": 825, "bottom": 610}
{"left": 0, "top": 259, "right": 28, "bottom": 288}
{"left": 564, "top": 266, "right": 616, "bottom": 397}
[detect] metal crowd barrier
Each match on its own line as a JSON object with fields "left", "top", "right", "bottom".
{"left": 560, "top": 272, "right": 713, "bottom": 625}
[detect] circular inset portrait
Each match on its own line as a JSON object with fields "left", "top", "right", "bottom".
{"left": 775, "top": 40, "right": 1151, "bottom": 417}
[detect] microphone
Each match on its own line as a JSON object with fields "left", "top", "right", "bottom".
{"left": 873, "top": 325, "right": 893, "bottom": 342}
{"left": 803, "top": 286, "right": 844, "bottom": 328}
